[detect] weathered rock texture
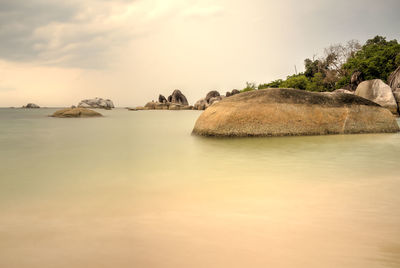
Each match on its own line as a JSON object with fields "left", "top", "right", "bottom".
{"left": 51, "top": 108, "right": 102, "bottom": 118}
{"left": 194, "top": 91, "right": 224, "bottom": 110}
{"left": 388, "top": 66, "right": 400, "bottom": 91}
{"left": 168, "top": 90, "right": 188, "bottom": 106}
{"left": 23, "top": 103, "right": 40, "bottom": 108}
{"left": 192, "top": 88, "right": 399, "bottom": 137}
{"left": 355, "top": 79, "right": 398, "bottom": 115}
{"left": 78, "top": 98, "right": 114, "bottom": 110}
{"left": 350, "top": 71, "right": 363, "bottom": 90}
{"left": 226, "top": 89, "right": 240, "bottom": 97}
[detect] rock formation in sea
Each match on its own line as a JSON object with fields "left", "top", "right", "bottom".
{"left": 78, "top": 98, "right": 114, "bottom": 110}
{"left": 51, "top": 108, "right": 103, "bottom": 118}
{"left": 192, "top": 88, "right": 399, "bottom": 137}
{"left": 168, "top": 90, "right": 189, "bottom": 106}
{"left": 22, "top": 103, "right": 40, "bottom": 108}
{"left": 131, "top": 90, "right": 192, "bottom": 111}
{"left": 194, "top": 91, "right": 225, "bottom": 110}
{"left": 355, "top": 79, "right": 398, "bottom": 115}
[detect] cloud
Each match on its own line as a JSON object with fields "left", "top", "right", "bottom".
{"left": 0, "top": 0, "right": 181, "bottom": 68}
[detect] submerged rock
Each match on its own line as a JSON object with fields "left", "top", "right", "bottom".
{"left": 23, "top": 103, "right": 40, "bottom": 108}
{"left": 355, "top": 79, "right": 398, "bottom": 115}
{"left": 51, "top": 108, "right": 102, "bottom": 118}
{"left": 192, "top": 88, "right": 399, "bottom": 137}
{"left": 78, "top": 98, "right": 114, "bottom": 110}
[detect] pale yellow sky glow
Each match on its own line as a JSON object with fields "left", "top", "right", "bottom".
{"left": 0, "top": 0, "right": 399, "bottom": 107}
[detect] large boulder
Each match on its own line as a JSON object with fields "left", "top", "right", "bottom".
{"left": 23, "top": 103, "right": 40, "bottom": 108}
{"left": 205, "top": 91, "right": 220, "bottom": 103}
{"left": 355, "top": 79, "right": 398, "bottom": 115}
{"left": 350, "top": 71, "right": 363, "bottom": 90}
{"left": 51, "top": 108, "right": 102, "bottom": 118}
{"left": 192, "top": 88, "right": 399, "bottom": 137}
{"left": 78, "top": 98, "right": 114, "bottom": 110}
{"left": 388, "top": 66, "right": 400, "bottom": 91}
{"left": 168, "top": 90, "right": 188, "bottom": 106}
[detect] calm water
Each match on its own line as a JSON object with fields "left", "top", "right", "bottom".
{"left": 0, "top": 108, "right": 400, "bottom": 268}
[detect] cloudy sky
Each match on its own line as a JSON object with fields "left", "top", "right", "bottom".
{"left": 0, "top": 0, "right": 399, "bottom": 107}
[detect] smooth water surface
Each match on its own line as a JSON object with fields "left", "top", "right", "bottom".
{"left": 0, "top": 108, "right": 400, "bottom": 268}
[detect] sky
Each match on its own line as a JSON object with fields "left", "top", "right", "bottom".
{"left": 0, "top": 0, "right": 399, "bottom": 107}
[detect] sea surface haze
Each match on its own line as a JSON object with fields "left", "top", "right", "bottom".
{"left": 0, "top": 108, "right": 400, "bottom": 268}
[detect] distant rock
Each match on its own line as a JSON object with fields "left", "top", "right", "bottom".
{"left": 193, "top": 91, "right": 223, "bottom": 110}
{"left": 158, "top": 94, "right": 167, "bottom": 103}
{"left": 22, "top": 103, "right": 40, "bottom": 108}
{"left": 145, "top": 101, "right": 156, "bottom": 109}
{"left": 355, "top": 79, "right": 398, "bottom": 115}
{"left": 51, "top": 108, "right": 102, "bottom": 118}
{"left": 168, "top": 90, "right": 189, "bottom": 106}
{"left": 71, "top": 105, "right": 76, "bottom": 108}
{"left": 78, "top": 98, "right": 114, "bottom": 110}
{"left": 194, "top": 98, "right": 208, "bottom": 110}
{"left": 192, "top": 88, "right": 399, "bottom": 137}
{"left": 205, "top": 91, "right": 220, "bottom": 103}
{"left": 226, "top": 89, "right": 240, "bottom": 97}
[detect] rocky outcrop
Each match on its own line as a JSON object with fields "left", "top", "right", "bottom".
{"left": 158, "top": 94, "right": 167, "bottom": 103}
{"left": 134, "top": 90, "right": 191, "bottom": 111}
{"left": 355, "top": 79, "right": 398, "bottom": 115}
{"left": 22, "top": 103, "right": 40, "bottom": 108}
{"left": 192, "top": 88, "right": 399, "bottom": 137}
{"left": 168, "top": 90, "right": 188, "bottom": 106}
{"left": 388, "top": 66, "right": 400, "bottom": 91}
{"left": 205, "top": 91, "right": 220, "bottom": 103}
{"left": 194, "top": 91, "right": 223, "bottom": 110}
{"left": 78, "top": 98, "right": 114, "bottom": 110}
{"left": 226, "top": 89, "right": 240, "bottom": 97}
{"left": 350, "top": 71, "right": 363, "bottom": 90}
{"left": 51, "top": 108, "right": 102, "bottom": 118}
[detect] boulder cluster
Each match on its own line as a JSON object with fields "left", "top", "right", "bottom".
{"left": 78, "top": 98, "right": 114, "bottom": 110}
{"left": 133, "top": 90, "right": 192, "bottom": 111}
{"left": 333, "top": 69, "right": 400, "bottom": 115}
{"left": 22, "top": 103, "right": 40, "bottom": 108}
{"left": 193, "top": 89, "right": 240, "bottom": 110}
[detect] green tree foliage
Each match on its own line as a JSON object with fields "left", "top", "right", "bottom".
{"left": 241, "top": 82, "right": 257, "bottom": 92}
{"left": 341, "top": 36, "right": 400, "bottom": 84}
{"left": 258, "top": 79, "right": 283, "bottom": 89}
{"left": 280, "top": 74, "right": 309, "bottom": 90}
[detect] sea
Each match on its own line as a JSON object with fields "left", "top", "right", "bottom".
{"left": 0, "top": 108, "right": 399, "bottom": 268}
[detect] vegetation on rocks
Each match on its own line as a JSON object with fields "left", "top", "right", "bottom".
{"left": 244, "top": 36, "right": 400, "bottom": 92}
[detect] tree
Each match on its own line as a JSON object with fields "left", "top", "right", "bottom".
{"left": 341, "top": 36, "right": 400, "bottom": 84}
